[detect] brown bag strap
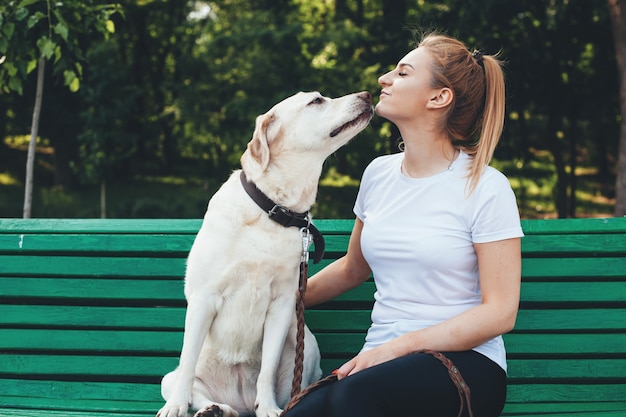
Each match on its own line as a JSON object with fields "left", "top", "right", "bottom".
{"left": 281, "top": 350, "right": 474, "bottom": 417}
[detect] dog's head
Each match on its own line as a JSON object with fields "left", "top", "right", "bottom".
{"left": 241, "top": 91, "right": 373, "bottom": 180}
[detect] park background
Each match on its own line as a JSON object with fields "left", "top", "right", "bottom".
{"left": 0, "top": 0, "right": 624, "bottom": 220}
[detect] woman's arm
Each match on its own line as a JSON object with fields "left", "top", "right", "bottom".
{"left": 304, "top": 218, "right": 372, "bottom": 308}
{"left": 336, "top": 237, "right": 522, "bottom": 379}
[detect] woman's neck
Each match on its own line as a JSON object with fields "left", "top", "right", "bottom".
{"left": 400, "top": 131, "right": 458, "bottom": 178}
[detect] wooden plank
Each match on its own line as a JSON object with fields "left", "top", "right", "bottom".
{"left": 0, "top": 379, "right": 161, "bottom": 402}
{"left": 504, "top": 333, "right": 626, "bottom": 355}
{"left": 0, "top": 255, "right": 186, "bottom": 278}
{"left": 2, "top": 354, "right": 177, "bottom": 377}
{"left": 513, "top": 308, "right": 626, "bottom": 331}
{"left": 0, "top": 233, "right": 349, "bottom": 256}
{"left": 305, "top": 310, "right": 372, "bottom": 332}
{"left": 314, "top": 333, "right": 365, "bottom": 354}
{"left": 0, "top": 219, "right": 202, "bottom": 234}
{"left": 503, "top": 408, "right": 626, "bottom": 417}
{"left": 0, "top": 305, "right": 185, "bottom": 329}
{"left": 506, "top": 383, "right": 626, "bottom": 403}
{"left": 520, "top": 217, "right": 626, "bottom": 234}
{"left": 502, "top": 401, "right": 626, "bottom": 415}
{"left": 0, "top": 234, "right": 194, "bottom": 254}
{"left": 520, "top": 281, "right": 626, "bottom": 303}
{"left": 0, "top": 329, "right": 183, "bottom": 353}
{"left": 1, "top": 217, "right": 624, "bottom": 236}
{"left": 1, "top": 305, "right": 622, "bottom": 334}
{"left": 506, "top": 359, "right": 626, "bottom": 379}
{"left": 0, "top": 277, "right": 184, "bottom": 301}
{"left": 317, "top": 332, "right": 626, "bottom": 357}
{"left": 521, "top": 257, "right": 626, "bottom": 278}
{"left": 7, "top": 273, "right": 624, "bottom": 304}
{"left": 521, "top": 234, "right": 626, "bottom": 255}
{"left": 306, "top": 309, "right": 626, "bottom": 332}
{"left": 0, "top": 407, "right": 156, "bottom": 416}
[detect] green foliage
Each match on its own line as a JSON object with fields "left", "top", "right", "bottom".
{"left": 0, "top": 0, "right": 122, "bottom": 95}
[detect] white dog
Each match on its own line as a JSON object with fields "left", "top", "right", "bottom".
{"left": 157, "top": 91, "right": 373, "bottom": 417}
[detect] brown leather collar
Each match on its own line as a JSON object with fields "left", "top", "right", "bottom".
{"left": 240, "top": 170, "right": 325, "bottom": 263}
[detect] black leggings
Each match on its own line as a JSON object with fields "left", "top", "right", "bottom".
{"left": 281, "top": 350, "right": 507, "bottom": 417}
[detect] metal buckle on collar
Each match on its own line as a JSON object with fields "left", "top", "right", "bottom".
{"left": 268, "top": 204, "right": 288, "bottom": 218}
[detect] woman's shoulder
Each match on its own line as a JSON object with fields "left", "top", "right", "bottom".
{"left": 478, "top": 165, "right": 514, "bottom": 190}
{"left": 364, "top": 153, "right": 402, "bottom": 174}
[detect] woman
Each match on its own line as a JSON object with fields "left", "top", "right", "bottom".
{"left": 283, "top": 32, "right": 523, "bottom": 417}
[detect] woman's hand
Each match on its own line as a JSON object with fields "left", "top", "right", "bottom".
{"left": 335, "top": 343, "right": 402, "bottom": 380}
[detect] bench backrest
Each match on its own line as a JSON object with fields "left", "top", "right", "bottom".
{"left": 1, "top": 217, "right": 625, "bottom": 415}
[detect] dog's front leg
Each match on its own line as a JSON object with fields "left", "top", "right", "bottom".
{"left": 254, "top": 293, "right": 295, "bottom": 417}
{"left": 158, "top": 295, "right": 219, "bottom": 417}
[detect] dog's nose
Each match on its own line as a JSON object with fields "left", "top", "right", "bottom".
{"left": 358, "top": 91, "right": 372, "bottom": 103}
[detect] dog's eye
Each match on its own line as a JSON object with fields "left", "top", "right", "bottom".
{"left": 308, "top": 97, "right": 324, "bottom": 105}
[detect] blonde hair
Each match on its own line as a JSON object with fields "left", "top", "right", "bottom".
{"left": 417, "top": 33, "right": 506, "bottom": 194}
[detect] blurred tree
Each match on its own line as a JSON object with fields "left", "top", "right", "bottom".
{"left": 0, "top": 0, "right": 120, "bottom": 217}
{"left": 608, "top": 0, "right": 626, "bottom": 216}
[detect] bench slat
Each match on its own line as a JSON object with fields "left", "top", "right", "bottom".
{"left": 0, "top": 233, "right": 349, "bottom": 256}
{"left": 304, "top": 308, "right": 626, "bottom": 332}
{"left": 0, "top": 255, "right": 186, "bottom": 278}
{"left": 4, "top": 330, "right": 625, "bottom": 359}
{"left": 506, "top": 383, "right": 626, "bottom": 402}
{"left": 520, "top": 217, "right": 626, "bottom": 234}
{"left": 0, "top": 277, "right": 184, "bottom": 301}
{"left": 0, "top": 329, "right": 183, "bottom": 353}
{"left": 4, "top": 278, "right": 625, "bottom": 304}
{"left": 0, "top": 305, "right": 185, "bottom": 329}
{"left": 2, "top": 354, "right": 176, "bottom": 378}
{"left": 522, "top": 257, "right": 626, "bottom": 278}
{"left": 5, "top": 232, "right": 626, "bottom": 255}
{"left": 6, "top": 255, "right": 625, "bottom": 280}
{"left": 1, "top": 305, "right": 623, "bottom": 332}
{"left": 0, "top": 378, "right": 160, "bottom": 402}
{"left": 521, "top": 234, "right": 626, "bottom": 255}
{"left": 4, "top": 354, "right": 623, "bottom": 381}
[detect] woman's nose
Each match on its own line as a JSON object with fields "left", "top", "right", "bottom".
{"left": 378, "top": 72, "right": 391, "bottom": 86}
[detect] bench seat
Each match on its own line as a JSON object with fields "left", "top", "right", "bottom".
{"left": 1, "top": 217, "right": 625, "bottom": 417}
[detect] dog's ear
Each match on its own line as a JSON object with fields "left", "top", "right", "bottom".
{"left": 241, "top": 112, "right": 276, "bottom": 178}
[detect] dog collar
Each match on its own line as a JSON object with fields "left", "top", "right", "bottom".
{"left": 240, "top": 170, "right": 325, "bottom": 263}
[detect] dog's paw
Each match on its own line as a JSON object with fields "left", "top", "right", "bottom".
{"left": 157, "top": 403, "right": 189, "bottom": 417}
{"left": 254, "top": 404, "right": 282, "bottom": 417}
{"left": 194, "top": 405, "right": 223, "bottom": 417}
{"left": 194, "top": 405, "right": 239, "bottom": 417}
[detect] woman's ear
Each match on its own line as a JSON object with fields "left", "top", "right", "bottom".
{"left": 427, "top": 87, "right": 453, "bottom": 109}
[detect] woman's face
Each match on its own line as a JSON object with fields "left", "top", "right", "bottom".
{"left": 375, "top": 47, "right": 439, "bottom": 123}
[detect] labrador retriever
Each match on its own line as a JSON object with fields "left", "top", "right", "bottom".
{"left": 157, "top": 91, "right": 373, "bottom": 417}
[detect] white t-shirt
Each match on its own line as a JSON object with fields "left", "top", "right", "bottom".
{"left": 353, "top": 151, "right": 524, "bottom": 372}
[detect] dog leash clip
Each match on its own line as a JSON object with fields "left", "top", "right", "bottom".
{"left": 299, "top": 227, "right": 311, "bottom": 264}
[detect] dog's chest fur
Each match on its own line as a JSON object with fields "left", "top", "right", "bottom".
{"left": 185, "top": 173, "right": 303, "bottom": 363}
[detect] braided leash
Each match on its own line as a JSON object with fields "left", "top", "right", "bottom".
{"left": 282, "top": 373, "right": 338, "bottom": 415}
{"left": 288, "top": 227, "right": 313, "bottom": 399}
{"left": 290, "top": 251, "right": 308, "bottom": 399}
{"left": 416, "top": 350, "right": 474, "bottom": 417}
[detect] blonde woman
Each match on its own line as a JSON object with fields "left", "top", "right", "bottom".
{"left": 283, "top": 32, "right": 523, "bottom": 417}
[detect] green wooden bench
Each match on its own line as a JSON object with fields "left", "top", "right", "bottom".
{"left": 1, "top": 217, "right": 625, "bottom": 417}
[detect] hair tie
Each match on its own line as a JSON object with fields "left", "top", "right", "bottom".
{"left": 472, "top": 50, "right": 484, "bottom": 68}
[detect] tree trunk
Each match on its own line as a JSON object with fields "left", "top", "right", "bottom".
{"left": 609, "top": 0, "right": 626, "bottom": 216}
{"left": 100, "top": 180, "right": 106, "bottom": 219}
{"left": 23, "top": 57, "right": 46, "bottom": 219}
